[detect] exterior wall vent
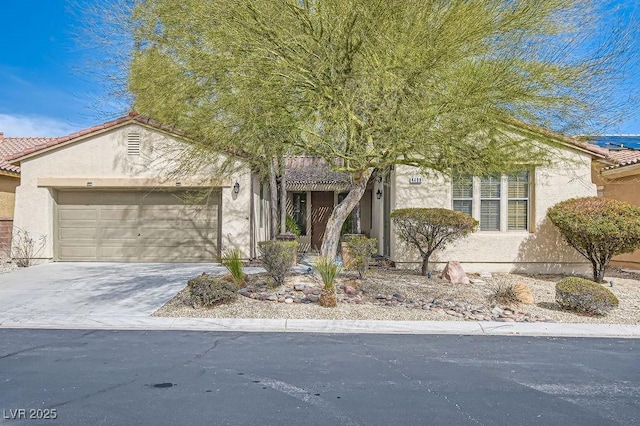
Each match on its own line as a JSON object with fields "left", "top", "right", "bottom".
{"left": 127, "top": 132, "right": 141, "bottom": 155}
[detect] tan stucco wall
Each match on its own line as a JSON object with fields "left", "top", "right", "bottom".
{"left": 386, "top": 148, "right": 596, "bottom": 274}
{"left": 0, "top": 175, "right": 19, "bottom": 218}
{"left": 598, "top": 173, "right": 640, "bottom": 268}
{"left": 13, "top": 123, "right": 253, "bottom": 261}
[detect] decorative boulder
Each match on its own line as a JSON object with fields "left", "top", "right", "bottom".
{"left": 513, "top": 283, "right": 534, "bottom": 304}
{"left": 440, "top": 261, "right": 470, "bottom": 285}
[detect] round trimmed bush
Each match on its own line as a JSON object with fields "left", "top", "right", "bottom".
{"left": 555, "top": 277, "right": 618, "bottom": 315}
{"left": 188, "top": 273, "right": 238, "bottom": 308}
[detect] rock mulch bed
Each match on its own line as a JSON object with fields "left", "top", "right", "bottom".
{"left": 236, "top": 273, "right": 553, "bottom": 322}
{"left": 155, "top": 267, "right": 640, "bottom": 323}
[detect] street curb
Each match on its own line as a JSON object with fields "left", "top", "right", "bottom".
{"left": 1, "top": 316, "right": 640, "bottom": 338}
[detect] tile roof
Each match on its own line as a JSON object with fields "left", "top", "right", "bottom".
{"left": 0, "top": 134, "right": 56, "bottom": 174}
{"left": 285, "top": 156, "right": 352, "bottom": 186}
{"left": 3, "top": 112, "right": 183, "bottom": 165}
{"left": 602, "top": 149, "right": 640, "bottom": 171}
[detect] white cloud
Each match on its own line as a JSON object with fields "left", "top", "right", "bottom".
{"left": 0, "top": 113, "right": 81, "bottom": 137}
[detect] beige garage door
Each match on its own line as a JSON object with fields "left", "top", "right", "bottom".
{"left": 56, "top": 190, "right": 220, "bottom": 262}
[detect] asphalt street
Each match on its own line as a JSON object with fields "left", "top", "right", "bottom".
{"left": 0, "top": 330, "right": 638, "bottom": 425}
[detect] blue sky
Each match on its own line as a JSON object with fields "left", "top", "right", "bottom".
{"left": 0, "top": 0, "right": 639, "bottom": 137}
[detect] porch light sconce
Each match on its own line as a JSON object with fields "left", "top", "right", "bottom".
{"left": 176, "top": 182, "right": 182, "bottom": 187}
{"left": 376, "top": 189, "right": 383, "bottom": 200}
{"left": 375, "top": 175, "right": 383, "bottom": 184}
{"left": 233, "top": 181, "right": 240, "bottom": 194}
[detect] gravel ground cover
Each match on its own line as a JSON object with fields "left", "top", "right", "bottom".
{"left": 153, "top": 267, "right": 640, "bottom": 324}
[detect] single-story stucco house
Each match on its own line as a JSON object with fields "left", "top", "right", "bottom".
{"left": 6, "top": 113, "right": 607, "bottom": 273}
{"left": 590, "top": 138, "right": 640, "bottom": 268}
{"left": 6, "top": 113, "right": 269, "bottom": 263}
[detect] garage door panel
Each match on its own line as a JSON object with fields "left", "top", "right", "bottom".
{"left": 58, "top": 246, "right": 98, "bottom": 260}
{"left": 139, "top": 228, "right": 216, "bottom": 240}
{"left": 99, "top": 246, "right": 140, "bottom": 257}
{"left": 140, "top": 207, "right": 217, "bottom": 221}
{"left": 59, "top": 208, "right": 98, "bottom": 221}
{"left": 57, "top": 190, "right": 220, "bottom": 262}
{"left": 59, "top": 227, "right": 97, "bottom": 240}
{"left": 100, "top": 207, "right": 138, "bottom": 221}
{"left": 58, "top": 191, "right": 138, "bottom": 205}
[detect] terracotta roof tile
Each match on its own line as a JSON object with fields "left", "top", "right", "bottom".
{"left": 0, "top": 135, "right": 56, "bottom": 173}
{"left": 602, "top": 149, "right": 640, "bottom": 171}
{"left": 285, "top": 156, "right": 352, "bottom": 186}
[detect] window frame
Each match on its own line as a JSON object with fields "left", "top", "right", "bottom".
{"left": 452, "top": 171, "right": 532, "bottom": 232}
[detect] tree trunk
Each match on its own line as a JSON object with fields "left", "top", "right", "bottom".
{"left": 279, "top": 158, "right": 287, "bottom": 235}
{"left": 593, "top": 262, "right": 606, "bottom": 283}
{"left": 421, "top": 257, "right": 429, "bottom": 277}
{"left": 269, "top": 158, "right": 279, "bottom": 240}
{"left": 320, "top": 168, "right": 373, "bottom": 258}
{"left": 352, "top": 202, "right": 362, "bottom": 234}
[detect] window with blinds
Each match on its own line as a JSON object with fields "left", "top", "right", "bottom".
{"left": 452, "top": 175, "right": 473, "bottom": 217}
{"left": 453, "top": 171, "right": 531, "bottom": 232}
{"left": 480, "top": 176, "right": 501, "bottom": 231}
{"left": 508, "top": 171, "right": 529, "bottom": 230}
{"left": 127, "top": 132, "right": 141, "bottom": 155}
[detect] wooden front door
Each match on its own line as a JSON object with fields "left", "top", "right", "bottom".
{"left": 311, "top": 192, "right": 334, "bottom": 251}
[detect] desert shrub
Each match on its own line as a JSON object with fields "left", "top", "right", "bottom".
{"left": 258, "top": 240, "right": 298, "bottom": 287}
{"left": 488, "top": 283, "right": 519, "bottom": 306}
{"left": 220, "top": 249, "right": 245, "bottom": 286}
{"left": 315, "top": 256, "right": 340, "bottom": 308}
{"left": 555, "top": 277, "right": 619, "bottom": 315}
{"left": 548, "top": 197, "right": 640, "bottom": 282}
{"left": 345, "top": 236, "right": 377, "bottom": 279}
{"left": 391, "top": 208, "right": 478, "bottom": 276}
{"left": 11, "top": 227, "right": 47, "bottom": 267}
{"left": 285, "top": 215, "right": 302, "bottom": 236}
{"left": 314, "top": 256, "right": 341, "bottom": 290}
{"left": 187, "top": 273, "right": 238, "bottom": 308}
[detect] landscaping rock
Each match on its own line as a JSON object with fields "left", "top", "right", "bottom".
{"left": 513, "top": 283, "right": 534, "bottom": 304}
{"left": 440, "top": 261, "right": 470, "bottom": 285}
{"left": 343, "top": 285, "right": 357, "bottom": 296}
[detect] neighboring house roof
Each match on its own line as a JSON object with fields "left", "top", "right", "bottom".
{"left": 588, "top": 135, "right": 640, "bottom": 150}
{"left": 285, "top": 156, "right": 352, "bottom": 191}
{"left": 5, "top": 112, "right": 183, "bottom": 164}
{"left": 0, "top": 133, "right": 56, "bottom": 175}
{"left": 600, "top": 149, "right": 640, "bottom": 174}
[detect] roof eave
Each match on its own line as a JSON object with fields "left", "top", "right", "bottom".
{"left": 0, "top": 169, "right": 19, "bottom": 178}
{"left": 601, "top": 162, "right": 640, "bottom": 179}
{"left": 8, "top": 116, "right": 188, "bottom": 164}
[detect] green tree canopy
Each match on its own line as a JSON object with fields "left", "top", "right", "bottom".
{"left": 118, "top": 0, "right": 636, "bottom": 257}
{"left": 548, "top": 197, "right": 640, "bottom": 282}
{"left": 391, "top": 208, "right": 478, "bottom": 276}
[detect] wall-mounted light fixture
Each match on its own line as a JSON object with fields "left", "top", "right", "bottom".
{"left": 175, "top": 182, "right": 182, "bottom": 187}
{"left": 376, "top": 189, "right": 383, "bottom": 199}
{"left": 375, "top": 175, "right": 383, "bottom": 184}
{"left": 233, "top": 181, "right": 240, "bottom": 194}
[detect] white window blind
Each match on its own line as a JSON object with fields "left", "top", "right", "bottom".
{"left": 452, "top": 175, "right": 473, "bottom": 217}
{"left": 480, "top": 176, "right": 501, "bottom": 231}
{"left": 507, "top": 172, "right": 529, "bottom": 230}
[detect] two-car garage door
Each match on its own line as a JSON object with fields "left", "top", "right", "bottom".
{"left": 56, "top": 190, "right": 221, "bottom": 262}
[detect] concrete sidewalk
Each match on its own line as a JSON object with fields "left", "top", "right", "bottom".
{"left": 2, "top": 314, "right": 640, "bottom": 338}
{"left": 1, "top": 262, "right": 639, "bottom": 338}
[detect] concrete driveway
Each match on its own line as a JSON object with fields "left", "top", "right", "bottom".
{"left": 0, "top": 263, "right": 229, "bottom": 321}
